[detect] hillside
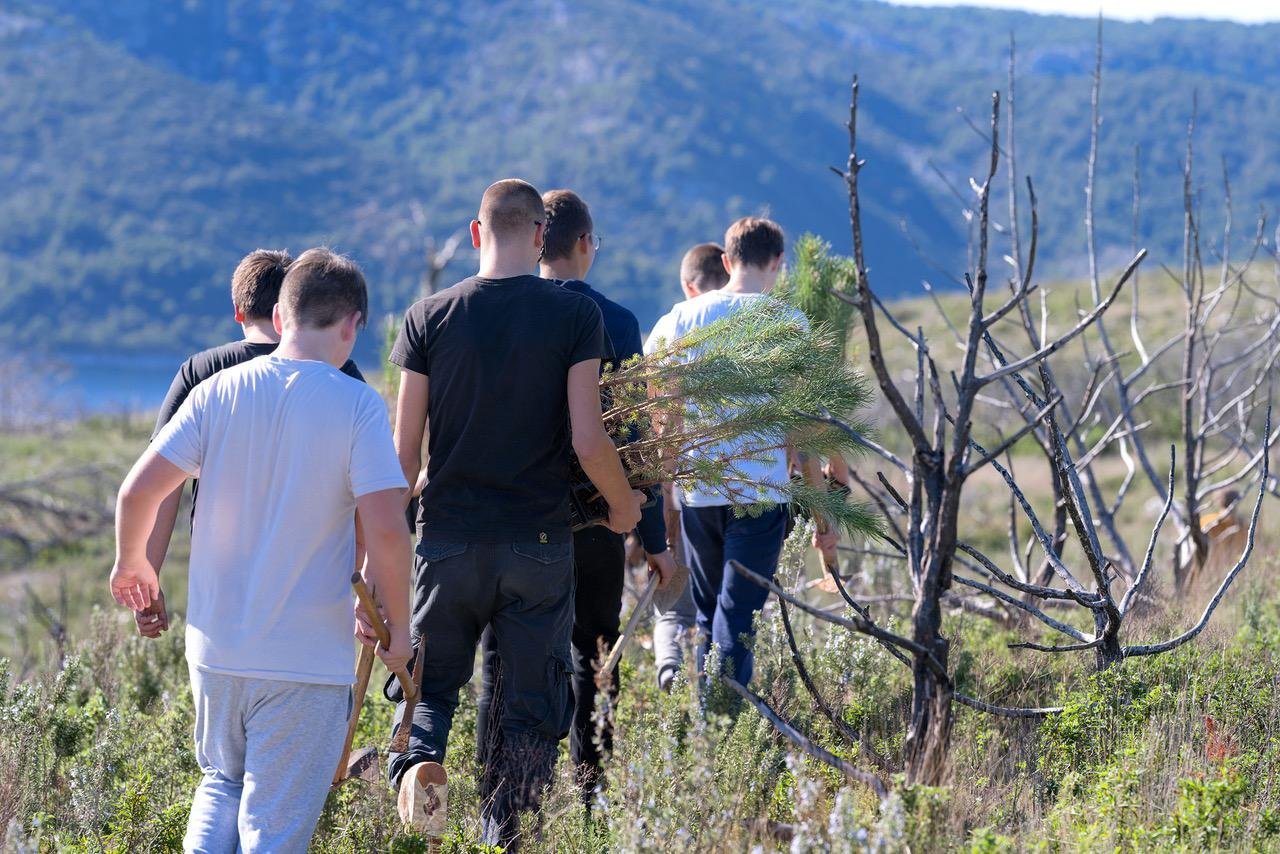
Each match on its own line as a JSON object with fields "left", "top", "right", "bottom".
{"left": 3, "top": 1, "right": 1278, "bottom": 354}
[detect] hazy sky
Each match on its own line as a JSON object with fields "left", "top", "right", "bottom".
{"left": 884, "top": 0, "right": 1279, "bottom": 23}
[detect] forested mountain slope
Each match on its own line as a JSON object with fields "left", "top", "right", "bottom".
{"left": 4, "top": 1, "right": 1276, "bottom": 351}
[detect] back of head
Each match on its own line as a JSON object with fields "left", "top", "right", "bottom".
{"left": 232, "top": 249, "right": 293, "bottom": 320}
{"left": 478, "top": 179, "right": 545, "bottom": 243}
{"left": 542, "top": 189, "right": 593, "bottom": 262}
{"left": 279, "top": 248, "right": 368, "bottom": 330}
{"left": 724, "top": 216, "right": 785, "bottom": 270}
{"left": 680, "top": 243, "right": 730, "bottom": 293}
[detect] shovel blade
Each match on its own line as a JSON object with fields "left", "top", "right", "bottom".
{"left": 653, "top": 561, "right": 690, "bottom": 613}
{"left": 347, "top": 746, "right": 381, "bottom": 784}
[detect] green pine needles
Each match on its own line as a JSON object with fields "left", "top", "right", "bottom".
{"left": 773, "top": 233, "right": 858, "bottom": 343}
{"left": 602, "top": 294, "right": 879, "bottom": 538}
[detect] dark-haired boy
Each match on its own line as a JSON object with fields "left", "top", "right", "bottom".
{"left": 474, "top": 188, "right": 675, "bottom": 804}
{"left": 388, "top": 179, "right": 643, "bottom": 848}
{"left": 135, "top": 249, "right": 365, "bottom": 638}
{"left": 645, "top": 218, "right": 838, "bottom": 687}
{"left": 110, "top": 248, "right": 411, "bottom": 852}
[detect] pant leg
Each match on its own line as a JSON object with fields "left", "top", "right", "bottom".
{"left": 568, "top": 527, "right": 625, "bottom": 798}
{"left": 236, "top": 679, "right": 350, "bottom": 853}
{"left": 680, "top": 505, "right": 727, "bottom": 677}
{"left": 387, "top": 540, "right": 489, "bottom": 787}
{"left": 653, "top": 579, "right": 696, "bottom": 685}
{"left": 184, "top": 667, "right": 246, "bottom": 854}
{"left": 480, "top": 539, "right": 576, "bottom": 851}
{"left": 715, "top": 505, "right": 788, "bottom": 685}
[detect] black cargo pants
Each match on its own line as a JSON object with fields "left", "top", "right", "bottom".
{"left": 385, "top": 537, "right": 575, "bottom": 848}
{"left": 477, "top": 526, "right": 626, "bottom": 804}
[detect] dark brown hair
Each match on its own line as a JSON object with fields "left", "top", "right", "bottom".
{"left": 541, "top": 189, "right": 593, "bottom": 262}
{"left": 231, "top": 249, "right": 293, "bottom": 321}
{"left": 278, "top": 247, "right": 368, "bottom": 330}
{"left": 478, "top": 178, "right": 544, "bottom": 238}
{"left": 724, "top": 216, "right": 785, "bottom": 269}
{"left": 680, "top": 243, "right": 729, "bottom": 292}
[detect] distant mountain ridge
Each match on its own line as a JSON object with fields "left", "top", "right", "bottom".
{"left": 3, "top": 1, "right": 1277, "bottom": 354}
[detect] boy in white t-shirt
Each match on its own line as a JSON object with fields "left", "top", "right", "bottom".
{"left": 645, "top": 219, "right": 838, "bottom": 688}
{"left": 108, "top": 248, "right": 411, "bottom": 853}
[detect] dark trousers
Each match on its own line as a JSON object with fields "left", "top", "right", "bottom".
{"left": 385, "top": 538, "right": 575, "bottom": 850}
{"left": 478, "top": 526, "right": 626, "bottom": 804}
{"left": 681, "top": 504, "right": 788, "bottom": 686}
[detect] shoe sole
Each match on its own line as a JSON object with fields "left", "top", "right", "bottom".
{"left": 397, "top": 760, "right": 448, "bottom": 839}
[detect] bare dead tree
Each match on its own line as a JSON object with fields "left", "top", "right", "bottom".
{"left": 406, "top": 201, "right": 470, "bottom": 298}
{"left": 732, "top": 65, "right": 1271, "bottom": 795}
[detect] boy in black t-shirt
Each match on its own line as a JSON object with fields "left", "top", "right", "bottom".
{"left": 135, "top": 250, "right": 364, "bottom": 639}
{"left": 387, "top": 179, "right": 643, "bottom": 849}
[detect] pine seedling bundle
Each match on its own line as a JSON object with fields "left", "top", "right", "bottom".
{"left": 584, "top": 296, "right": 878, "bottom": 538}
{"left": 773, "top": 233, "right": 857, "bottom": 344}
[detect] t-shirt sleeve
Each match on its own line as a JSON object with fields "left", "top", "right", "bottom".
{"left": 152, "top": 379, "right": 209, "bottom": 477}
{"left": 151, "top": 358, "right": 196, "bottom": 441}
{"left": 388, "top": 303, "right": 431, "bottom": 376}
{"left": 569, "top": 298, "right": 608, "bottom": 366}
{"left": 349, "top": 392, "right": 409, "bottom": 498}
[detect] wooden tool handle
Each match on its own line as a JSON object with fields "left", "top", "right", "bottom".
{"left": 332, "top": 643, "right": 377, "bottom": 787}
{"left": 351, "top": 573, "right": 416, "bottom": 701}
{"left": 351, "top": 573, "right": 391, "bottom": 649}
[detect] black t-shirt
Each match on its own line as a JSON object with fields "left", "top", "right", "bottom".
{"left": 390, "top": 274, "right": 607, "bottom": 543}
{"left": 152, "top": 339, "right": 365, "bottom": 519}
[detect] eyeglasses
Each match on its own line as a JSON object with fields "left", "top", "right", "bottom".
{"left": 583, "top": 233, "right": 602, "bottom": 251}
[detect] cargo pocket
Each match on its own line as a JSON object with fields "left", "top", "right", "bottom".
{"left": 543, "top": 650, "right": 574, "bottom": 742}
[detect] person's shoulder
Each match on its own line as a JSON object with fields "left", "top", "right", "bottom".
{"left": 406, "top": 277, "right": 480, "bottom": 314}
{"left": 180, "top": 339, "right": 261, "bottom": 383}
{"left": 579, "top": 280, "right": 638, "bottom": 326}
{"left": 546, "top": 279, "right": 603, "bottom": 316}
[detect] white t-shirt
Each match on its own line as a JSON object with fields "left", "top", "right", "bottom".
{"left": 153, "top": 355, "right": 407, "bottom": 684}
{"left": 644, "top": 290, "right": 794, "bottom": 508}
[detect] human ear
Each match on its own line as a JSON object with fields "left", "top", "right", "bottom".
{"left": 470, "top": 220, "right": 482, "bottom": 249}
{"left": 272, "top": 303, "right": 284, "bottom": 336}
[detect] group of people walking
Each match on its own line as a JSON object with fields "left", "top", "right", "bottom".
{"left": 108, "top": 178, "right": 838, "bottom": 852}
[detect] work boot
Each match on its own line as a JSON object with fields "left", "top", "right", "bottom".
{"left": 397, "top": 761, "right": 448, "bottom": 839}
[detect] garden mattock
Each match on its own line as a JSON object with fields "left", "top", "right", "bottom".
{"left": 596, "top": 558, "right": 690, "bottom": 689}
{"left": 348, "top": 573, "right": 422, "bottom": 763}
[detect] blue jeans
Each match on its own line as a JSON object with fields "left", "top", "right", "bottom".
{"left": 681, "top": 504, "right": 788, "bottom": 686}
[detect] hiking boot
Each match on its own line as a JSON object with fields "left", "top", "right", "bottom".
{"left": 397, "top": 760, "right": 448, "bottom": 838}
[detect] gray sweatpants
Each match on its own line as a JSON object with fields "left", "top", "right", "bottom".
{"left": 653, "top": 579, "right": 697, "bottom": 684}
{"left": 184, "top": 665, "right": 350, "bottom": 854}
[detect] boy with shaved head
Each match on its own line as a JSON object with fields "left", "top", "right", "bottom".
{"left": 388, "top": 179, "right": 643, "bottom": 848}
{"left": 474, "top": 188, "right": 675, "bottom": 808}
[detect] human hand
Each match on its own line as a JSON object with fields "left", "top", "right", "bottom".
{"left": 110, "top": 557, "right": 160, "bottom": 611}
{"left": 134, "top": 588, "right": 169, "bottom": 638}
{"left": 377, "top": 624, "right": 412, "bottom": 675}
{"left": 645, "top": 550, "right": 677, "bottom": 590}
{"left": 603, "top": 489, "right": 645, "bottom": 534}
{"left": 813, "top": 527, "right": 840, "bottom": 566}
{"left": 354, "top": 595, "right": 386, "bottom": 649}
